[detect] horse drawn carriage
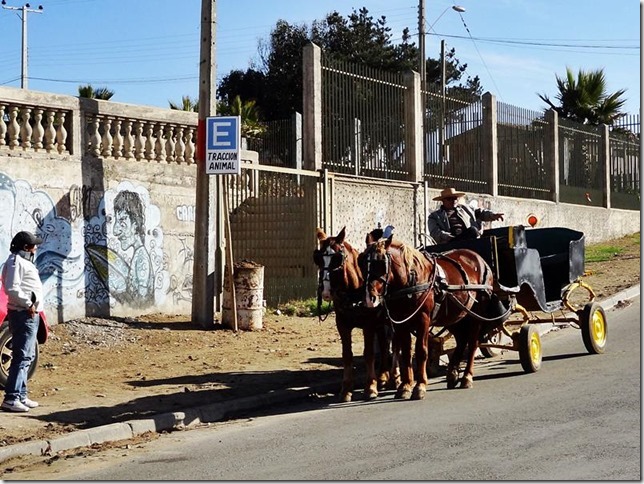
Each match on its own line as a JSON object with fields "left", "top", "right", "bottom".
{"left": 315, "top": 223, "right": 607, "bottom": 401}
{"left": 422, "top": 224, "right": 607, "bottom": 373}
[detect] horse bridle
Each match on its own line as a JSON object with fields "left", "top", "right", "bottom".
{"left": 364, "top": 244, "right": 392, "bottom": 300}
{"left": 314, "top": 242, "right": 347, "bottom": 321}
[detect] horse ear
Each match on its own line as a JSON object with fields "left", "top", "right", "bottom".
{"left": 385, "top": 234, "right": 394, "bottom": 249}
{"left": 336, "top": 226, "right": 346, "bottom": 244}
{"left": 365, "top": 232, "right": 374, "bottom": 246}
{"left": 316, "top": 227, "right": 327, "bottom": 241}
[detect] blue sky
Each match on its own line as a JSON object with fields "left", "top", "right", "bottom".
{"left": 0, "top": 0, "right": 640, "bottom": 115}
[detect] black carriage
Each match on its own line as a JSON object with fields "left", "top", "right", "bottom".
{"left": 423, "top": 225, "right": 607, "bottom": 373}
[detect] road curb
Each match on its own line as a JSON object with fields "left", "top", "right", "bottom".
{"left": 0, "top": 285, "right": 639, "bottom": 464}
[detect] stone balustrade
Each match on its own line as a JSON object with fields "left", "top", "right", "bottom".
{"left": 0, "top": 100, "right": 72, "bottom": 155}
{"left": 0, "top": 86, "right": 199, "bottom": 164}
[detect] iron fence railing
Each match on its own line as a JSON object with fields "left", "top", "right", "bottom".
{"left": 226, "top": 165, "right": 321, "bottom": 305}
{"left": 245, "top": 116, "right": 301, "bottom": 168}
{"left": 558, "top": 119, "right": 603, "bottom": 206}
{"left": 496, "top": 102, "right": 550, "bottom": 201}
{"left": 423, "top": 87, "right": 486, "bottom": 193}
{"left": 321, "top": 54, "right": 408, "bottom": 180}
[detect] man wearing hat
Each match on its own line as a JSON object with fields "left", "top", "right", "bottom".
{"left": 1, "top": 231, "right": 43, "bottom": 412}
{"left": 427, "top": 188, "right": 504, "bottom": 245}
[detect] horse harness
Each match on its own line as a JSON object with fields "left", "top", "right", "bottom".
{"left": 370, "top": 248, "right": 495, "bottom": 325}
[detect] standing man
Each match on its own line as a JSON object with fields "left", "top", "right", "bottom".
{"left": 1, "top": 231, "right": 43, "bottom": 412}
{"left": 428, "top": 187, "right": 504, "bottom": 245}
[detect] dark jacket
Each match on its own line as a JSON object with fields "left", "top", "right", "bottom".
{"left": 427, "top": 204, "right": 497, "bottom": 244}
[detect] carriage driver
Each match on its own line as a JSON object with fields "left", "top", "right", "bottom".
{"left": 427, "top": 187, "right": 504, "bottom": 245}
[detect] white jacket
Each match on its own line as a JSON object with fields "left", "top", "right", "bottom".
{"left": 1, "top": 253, "right": 43, "bottom": 312}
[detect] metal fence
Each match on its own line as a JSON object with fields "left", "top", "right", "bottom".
{"left": 245, "top": 115, "right": 302, "bottom": 168}
{"left": 225, "top": 164, "right": 321, "bottom": 306}
{"left": 321, "top": 54, "right": 408, "bottom": 180}
{"left": 423, "top": 88, "right": 486, "bottom": 193}
{"left": 496, "top": 102, "right": 550, "bottom": 201}
{"left": 558, "top": 118, "right": 603, "bottom": 206}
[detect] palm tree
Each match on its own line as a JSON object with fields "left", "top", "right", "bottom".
{"left": 538, "top": 67, "right": 627, "bottom": 126}
{"left": 169, "top": 95, "right": 198, "bottom": 112}
{"left": 78, "top": 84, "right": 115, "bottom": 100}
{"left": 217, "top": 95, "right": 265, "bottom": 137}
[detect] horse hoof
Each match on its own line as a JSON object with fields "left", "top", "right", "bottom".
{"left": 364, "top": 389, "right": 378, "bottom": 401}
{"left": 395, "top": 389, "right": 412, "bottom": 400}
{"left": 446, "top": 372, "right": 459, "bottom": 389}
{"left": 340, "top": 392, "right": 352, "bottom": 403}
{"left": 460, "top": 376, "right": 473, "bottom": 389}
{"left": 411, "top": 386, "right": 426, "bottom": 400}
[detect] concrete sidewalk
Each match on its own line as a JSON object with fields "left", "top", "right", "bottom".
{"left": 0, "top": 284, "right": 639, "bottom": 464}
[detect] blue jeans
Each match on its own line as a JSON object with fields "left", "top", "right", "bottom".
{"left": 4, "top": 310, "right": 38, "bottom": 402}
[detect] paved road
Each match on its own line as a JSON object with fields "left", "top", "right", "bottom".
{"left": 9, "top": 299, "right": 640, "bottom": 480}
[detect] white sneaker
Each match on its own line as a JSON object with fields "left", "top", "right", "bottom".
{"left": 1, "top": 400, "right": 30, "bottom": 412}
{"left": 21, "top": 398, "right": 39, "bottom": 408}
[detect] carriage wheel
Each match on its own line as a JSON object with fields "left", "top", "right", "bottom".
{"left": 480, "top": 330, "right": 503, "bottom": 358}
{"left": 579, "top": 302, "right": 607, "bottom": 354}
{"left": 518, "top": 325, "right": 541, "bottom": 373}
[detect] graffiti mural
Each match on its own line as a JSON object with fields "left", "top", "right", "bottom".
{"left": 85, "top": 181, "right": 169, "bottom": 309}
{"left": 0, "top": 172, "right": 172, "bottom": 316}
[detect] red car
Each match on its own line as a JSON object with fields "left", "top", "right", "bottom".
{"left": 0, "top": 277, "right": 49, "bottom": 388}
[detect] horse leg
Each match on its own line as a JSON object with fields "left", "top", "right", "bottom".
{"left": 446, "top": 326, "right": 466, "bottom": 389}
{"left": 395, "top": 330, "right": 413, "bottom": 400}
{"left": 411, "top": 316, "right": 430, "bottom": 401}
{"left": 375, "top": 324, "right": 391, "bottom": 391}
{"left": 460, "top": 319, "right": 482, "bottom": 389}
{"left": 388, "top": 336, "right": 402, "bottom": 390}
{"left": 362, "top": 327, "right": 378, "bottom": 400}
{"left": 336, "top": 322, "right": 354, "bottom": 402}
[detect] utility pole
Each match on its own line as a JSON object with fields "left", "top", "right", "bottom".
{"left": 192, "top": 0, "right": 222, "bottom": 328}
{"left": 1, "top": 0, "right": 43, "bottom": 89}
{"left": 418, "top": 0, "right": 426, "bottom": 91}
{"left": 440, "top": 39, "right": 447, "bottom": 169}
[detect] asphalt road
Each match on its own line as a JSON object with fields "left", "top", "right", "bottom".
{"left": 9, "top": 298, "right": 641, "bottom": 480}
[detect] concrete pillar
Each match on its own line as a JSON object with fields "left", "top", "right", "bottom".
{"left": 482, "top": 92, "right": 498, "bottom": 196}
{"left": 292, "top": 111, "right": 302, "bottom": 171}
{"left": 545, "top": 109, "right": 560, "bottom": 203}
{"left": 600, "top": 124, "right": 611, "bottom": 208}
{"left": 302, "top": 43, "right": 322, "bottom": 171}
{"left": 403, "top": 70, "right": 423, "bottom": 182}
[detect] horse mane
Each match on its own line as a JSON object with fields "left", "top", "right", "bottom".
{"left": 376, "top": 238, "right": 424, "bottom": 275}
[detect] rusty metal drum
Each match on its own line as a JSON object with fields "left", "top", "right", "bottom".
{"left": 222, "top": 260, "right": 265, "bottom": 330}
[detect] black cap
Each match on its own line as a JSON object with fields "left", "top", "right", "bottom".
{"left": 10, "top": 231, "right": 43, "bottom": 253}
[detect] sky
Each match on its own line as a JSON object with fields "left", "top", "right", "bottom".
{"left": 0, "top": 0, "right": 640, "bottom": 115}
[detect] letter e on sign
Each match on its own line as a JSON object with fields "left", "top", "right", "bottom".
{"left": 205, "top": 116, "right": 241, "bottom": 175}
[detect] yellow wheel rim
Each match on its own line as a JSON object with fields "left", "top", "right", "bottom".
{"left": 530, "top": 332, "right": 541, "bottom": 364}
{"left": 591, "top": 310, "right": 607, "bottom": 347}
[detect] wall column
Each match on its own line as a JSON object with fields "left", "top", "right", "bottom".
{"left": 404, "top": 70, "right": 423, "bottom": 182}
{"left": 482, "top": 92, "right": 498, "bottom": 196}
{"left": 600, "top": 124, "right": 611, "bottom": 208}
{"left": 302, "top": 42, "right": 322, "bottom": 171}
{"left": 545, "top": 109, "right": 560, "bottom": 203}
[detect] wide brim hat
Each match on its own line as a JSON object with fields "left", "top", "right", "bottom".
{"left": 433, "top": 187, "right": 466, "bottom": 201}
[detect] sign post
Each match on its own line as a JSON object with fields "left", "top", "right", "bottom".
{"left": 206, "top": 116, "right": 241, "bottom": 175}
{"left": 206, "top": 115, "right": 241, "bottom": 331}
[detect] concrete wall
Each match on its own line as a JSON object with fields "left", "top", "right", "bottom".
{"left": 0, "top": 86, "right": 639, "bottom": 326}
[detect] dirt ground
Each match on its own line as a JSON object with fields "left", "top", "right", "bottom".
{"left": 0, "top": 232, "right": 639, "bottom": 450}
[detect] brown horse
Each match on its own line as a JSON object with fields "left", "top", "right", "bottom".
{"left": 362, "top": 234, "right": 496, "bottom": 400}
{"left": 314, "top": 227, "right": 398, "bottom": 402}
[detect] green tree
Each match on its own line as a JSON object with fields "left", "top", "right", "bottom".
{"left": 538, "top": 67, "right": 627, "bottom": 125}
{"left": 217, "top": 7, "right": 481, "bottom": 120}
{"left": 169, "top": 95, "right": 198, "bottom": 112}
{"left": 78, "top": 84, "right": 114, "bottom": 100}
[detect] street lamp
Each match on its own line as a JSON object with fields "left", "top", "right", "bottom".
{"left": 1, "top": 0, "right": 44, "bottom": 89}
{"left": 418, "top": 2, "right": 465, "bottom": 88}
